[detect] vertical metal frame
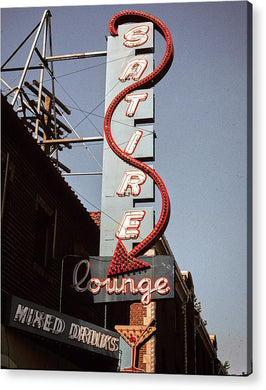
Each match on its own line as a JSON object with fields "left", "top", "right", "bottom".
{"left": 11, "top": 10, "right": 51, "bottom": 107}
{"left": 35, "top": 14, "right": 49, "bottom": 139}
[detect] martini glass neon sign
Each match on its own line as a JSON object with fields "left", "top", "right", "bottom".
{"left": 115, "top": 319, "right": 156, "bottom": 372}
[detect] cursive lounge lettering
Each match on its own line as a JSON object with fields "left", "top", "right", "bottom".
{"left": 72, "top": 259, "right": 171, "bottom": 305}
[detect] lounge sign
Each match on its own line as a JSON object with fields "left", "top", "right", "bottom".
{"left": 62, "top": 255, "right": 175, "bottom": 306}
{"left": 7, "top": 296, "right": 120, "bottom": 359}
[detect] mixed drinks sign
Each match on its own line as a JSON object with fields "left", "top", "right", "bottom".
{"left": 7, "top": 296, "right": 120, "bottom": 359}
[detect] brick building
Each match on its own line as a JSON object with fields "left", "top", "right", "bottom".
{"left": 1, "top": 95, "right": 225, "bottom": 374}
{"left": 115, "top": 238, "right": 225, "bottom": 375}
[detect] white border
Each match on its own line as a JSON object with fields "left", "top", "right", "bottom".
{"left": 0, "top": 0, "right": 265, "bottom": 389}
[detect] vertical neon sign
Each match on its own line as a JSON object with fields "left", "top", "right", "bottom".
{"left": 100, "top": 11, "right": 173, "bottom": 277}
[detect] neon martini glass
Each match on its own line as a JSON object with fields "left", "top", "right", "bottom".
{"left": 115, "top": 320, "right": 156, "bottom": 373}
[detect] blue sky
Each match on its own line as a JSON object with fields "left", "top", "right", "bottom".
{"left": 1, "top": 0, "right": 253, "bottom": 377}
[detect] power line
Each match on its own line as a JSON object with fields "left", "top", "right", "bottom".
{"left": 64, "top": 105, "right": 155, "bottom": 135}
{"left": 54, "top": 77, "right": 104, "bottom": 136}
{"left": 73, "top": 78, "right": 122, "bottom": 130}
{"left": 48, "top": 53, "right": 133, "bottom": 81}
{"left": 58, "top": 110, "right": 103, "bottom": 169}
{"left": 72, "top": 186, "right": 150, "bottom": 243}
{"left": 2, "top": 39, "right": 156, "bottom": 173}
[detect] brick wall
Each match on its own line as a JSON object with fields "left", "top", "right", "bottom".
{"left": 129, "top": 302, "right": 156, "bottom": 373}
{"left": 1, "top": 97, "right": 101, "bottom": 320}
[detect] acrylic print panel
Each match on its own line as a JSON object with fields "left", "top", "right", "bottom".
{"left": 1, "top": 0, "right": 252, "bottom": 377}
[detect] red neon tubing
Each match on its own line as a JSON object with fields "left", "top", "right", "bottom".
{"left": 104, "top": 11, "right": 174, "bottom": 260}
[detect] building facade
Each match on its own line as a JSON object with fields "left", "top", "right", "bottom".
{"left": 1, "top": 95, "right": 225, "bottom": 374}
{"left": 1, "top": 95, "right": 119, "bottom": 371}
{"left": 117, "top": 239, "right": 225, "bottom": 375}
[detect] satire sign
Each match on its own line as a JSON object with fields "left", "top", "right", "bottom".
{"left": 100, "top": 11, "right": 173, "bottom": 278}
{"left": 100, "top": 18, "right": 155, "bottom": 263}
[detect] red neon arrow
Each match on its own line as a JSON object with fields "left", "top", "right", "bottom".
{"left": 107, "top": 240, "right": 150, "bottom": 277}
{"left": 105, "top": 11, "right": 173, "bottom": 277}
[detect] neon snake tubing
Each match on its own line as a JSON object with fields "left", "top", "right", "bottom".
{"left": 104, "top": 11, "right": 174, "bottom": 258}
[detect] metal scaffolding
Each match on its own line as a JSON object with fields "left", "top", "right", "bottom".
{"left": 1, "top": 9, "right": 106, "bottom": 174}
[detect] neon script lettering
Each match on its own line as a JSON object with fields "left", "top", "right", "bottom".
{"left": 72, "top": 259, "right": 171, "bottom": 306}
